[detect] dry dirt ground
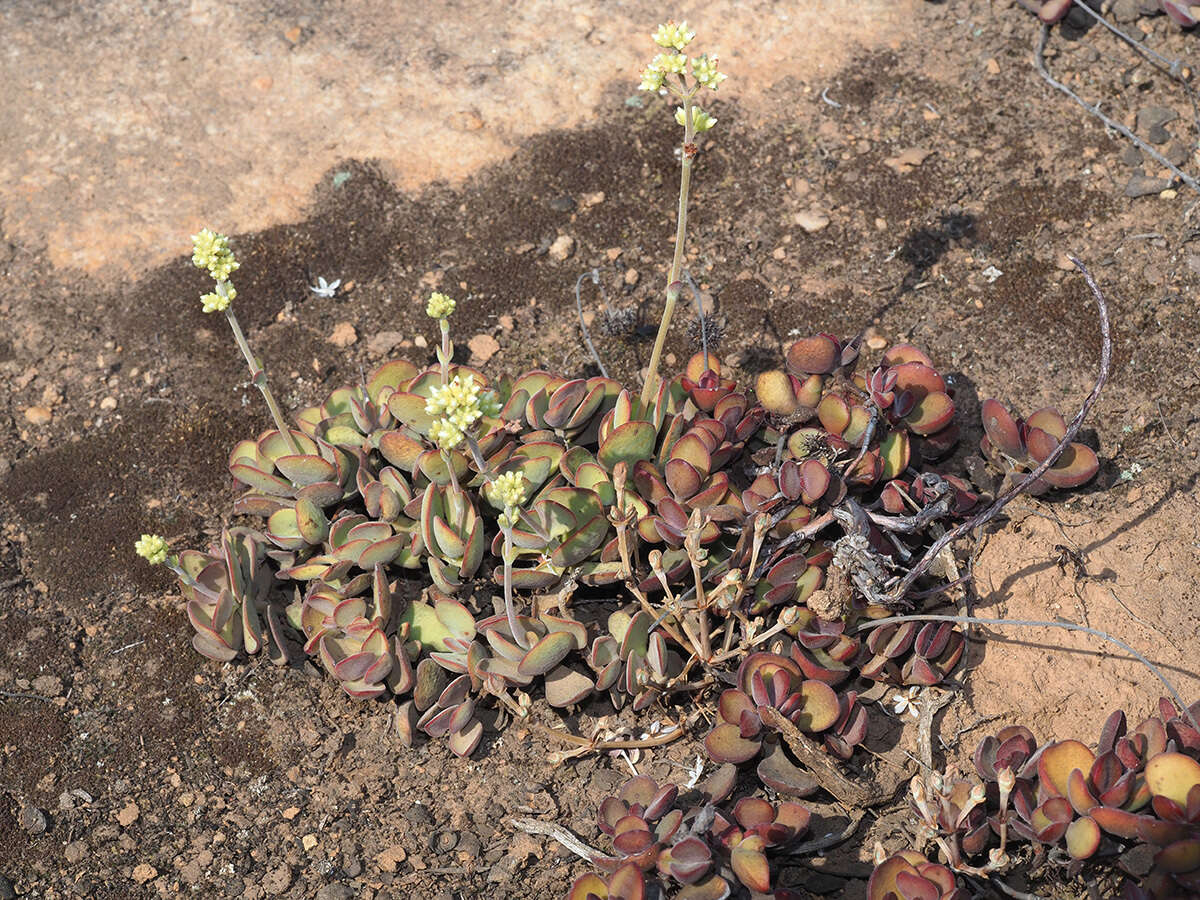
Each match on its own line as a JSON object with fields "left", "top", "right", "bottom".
{"left": 1, "top": 1, "right": 1199, "bottom": 898}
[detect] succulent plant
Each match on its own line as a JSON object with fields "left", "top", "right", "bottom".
{"left": 980, "top": 399, "right": 1099, "bottom": 494}
{"left": 890, "top": 699, "right": 1200, "bottom": 896}
{"left": 570, "top": 771, "right": 811, "bottom": 900}
{"left": 868, "top": 851, "right": 968, "bottom": 900}
{"left": 704, "top": 650, "right": 867, "bottom": 789}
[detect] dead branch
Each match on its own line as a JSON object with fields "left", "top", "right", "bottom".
{"left": 882, "top": 257, "right": 1111, "bottom": 606}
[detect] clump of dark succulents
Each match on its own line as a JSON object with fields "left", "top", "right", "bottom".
{"left": 886, "top": 698, "right": 1200, "bottom": 898}
{"left": 567, "top": 769, "right": 813, "bottom": 900}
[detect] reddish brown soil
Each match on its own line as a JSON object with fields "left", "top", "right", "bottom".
{"left": 2, "top": 2, "right": 1199, "bottom": 898}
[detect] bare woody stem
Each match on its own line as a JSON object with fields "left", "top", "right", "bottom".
{"left": 223, "top": 305, "right": 300, "bottom": 456}
{"left": 640, "top": 89, "right": 697, "bottom": 407}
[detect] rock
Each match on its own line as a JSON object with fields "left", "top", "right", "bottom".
{"left": 1164, "top": 140, "right": 1189, "bottom": 167}
{"left": 366, "top": 330, "right": 406, "bottom": 357}
{"left": 579, "top": 191, "right": 605, "bottom": 208}
{"left": 498, "top": 314, "right": 514, "bottom": 331}
{"left": 64, "top": 841, "right": 87, "bottom": 864}
{"left": 99, "top": 396, "right": 117, "bottom": 411}
{"left": 623, "top": 268, "right": 639, "bottom": 286}
{"left": 794, "top": 209, "right": 830, "bottom": 233}
{"left": 263, "top": 863, "right": 293, "bottom": 895}
{"left": 327, "top": 322, "right": 357, "bottom": 347}
{"left": 985, "top": 57, "right": 1000, "bottom": 75}
{"left": 1137, "top": 106, "right": 1177, "bottom": 144}
{"left": 314, "top": 885, "right": 354, "bottom": 900}
{"left": 1125, "top": 174, "right": 1173, "bottom": 198}
{"left": 132, "top": 863, "right": 158, "bottom": 884}
{"left": 467, "top": 333, "right": 500, "bottom": 363}
{"left": 377, "top": 844, "right": 408, "bottom": 873}
{"left": 32, "top": 674, "right": 63, "bottom": 697}
{"left": 413, "top": 334, "right": 428, "bottom": 349}
{"left": 23, "top": 406, "right": 52, "bottom": 426}
{"left": 548, "top": 234, "right": 575, "bottom": 261}
{"left": 883, "top": 147, "right": 933, "bottom": 174}
{"left": 302, "top": 833, "right": 318, "bottom": 852}
{"left": 19, "top": 803, "right": 47, "bottom": 835}
{"left": 546, "top": 194, "right": 575, "bottom": 212}
{"left": 1120, "top": 144, "right": 1144, "bottom": 168}
{"left": 1112, "top": 0, "right": 1140, "bottom": 21}
{"left": 116, "top": 800, "right": 139, "bottom": 827}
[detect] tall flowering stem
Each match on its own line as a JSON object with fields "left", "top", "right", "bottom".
{"left": 637, "top": 22, "right": 725, "bottom": 407}
{"left": 191, "top": 229, "right": 299, "bottom": 455}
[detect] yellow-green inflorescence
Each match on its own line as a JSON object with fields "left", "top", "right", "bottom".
{"left": 424, "top": 373, "right": 500, "bottom": 451}
{"left": 192, "top": 228, "right": 240, "bottom": 282}
{"left": 426, "top": 291, "right": 456, "bottom": 320}
{"left": 135, "top": 533, "right": 170, "bottom": 566}
{"left": 675, "top": 106, "right": 717, "bottom": 132}
{"left": 639, "top": 21, "right": 726, "bottom": 113}
{"left": 192, "top": 228, "right": 240, "bottom": 314}
{"left": 492, "top": 470, "right": 527, "bottom": 527}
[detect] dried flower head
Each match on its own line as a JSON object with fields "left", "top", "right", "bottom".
{"left": 191, "top": 229, "right": 239, "bottom": 282}
{"left": 426, "top": 291, "right": 456, "bottom": 320}
{"left": 652, "top": 21, "right": 696, "bottom": 51}
{"left": 135, "top": 533, "right": 169, "bottom": 566}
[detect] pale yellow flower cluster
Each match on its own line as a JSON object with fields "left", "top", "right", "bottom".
{"left": 135, "top": 533, "right": 169, "bottom": 566}
{"left": 426, "top": 291, "right": 456, "bottom": 320}
{"left": 492, "top": 470, "right": 527, "bottom": 511}
{"left": 191, "top": 229, "right": 240, "bottom": 282}
{"left": 675, "top": 106, "right": 717, "bottom": 133}
{"left": 424, "top": 373, "right": 499, "bottom": 450}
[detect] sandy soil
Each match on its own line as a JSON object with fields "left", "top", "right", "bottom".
{"left": 1, "top": 1, "right": 1199, "bottom": 898}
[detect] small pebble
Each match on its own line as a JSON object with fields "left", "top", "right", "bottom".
{"left": 1124, "top": 174, "right": 1173, "bottom": 198}
{"left": 99, "top": 396, "right": 117, "bottom": 411}
{"left": 624, "top": 268, "right": 639, "bottom": 286}
{"left": 468, "top": 333, "right": 499, "bottom": 363}
{"left": 116, "top": 801, "right": 139, "bottom": 827}
{"left": 794, "top": 210, "right": 830, "bottom": 233}
{"left": 132, "top": 863, "right": 157, "bottom": 884}
{"left": 23, "top": 406, "right": 52, "bottom": 426}
{"left": 19, "top": 803, "right": 47, "bottom": 835}
{"left": 327, "top": 322, "right": 357, "bottom": 347}
{"left": 548, "top": 234, "right": 575, "bottom": 261}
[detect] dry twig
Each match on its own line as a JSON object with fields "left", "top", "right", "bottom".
{"left": 883, "top": 257, "right": 1111, "bottom": 605}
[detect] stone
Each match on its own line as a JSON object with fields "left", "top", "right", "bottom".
{"left": 32, "top": 674, "right": 63, "bottom": 697}
{"left": 18, "top": 803, "right": 47, "bottom": 834}
{"left": 64, "top": 841, "right": 87, "bottom": 864}
{"left": 99, "top": 396, "right": 117, "bottom": 411}
{"left": 377, "top": 844, "right": 408, "bottom": 873}
{"left": 623, "top": 268, "right": 639, "bottom": 286}
{"left": 116, "top": 801, "right": 139, "bottom": 826}
{"left": 1124, "top": 174, "right": 1173, "bottom": 198}
{"left": 23, "top": 406, "right": 52, "bottom": 425}
{"left": 314, "top": 885, "right": 354, "bottom": 900}
{"left": 467, "top": 333, "right": 499, "bottom": 363}
{"left": 548, "top": 234, "right": 575, "bottom": 261}
{"left": 366, "top": 330, "right": 406, "bottom": 357}
{"left": 327, "top": 322, "right": 357, "bottom": 347}
{"left": 1120, "top": 144, "right": 1143, "bottom": 168}
{"left": 794, "top": 210, "right": 830, "bottom": 233}
{"left": 1137, "top": 106, "right": 1178, "bottom": 145}
{"left": 883, "top": 147, "right": 932, "bottom": 173}
{"left": 1111, "top": 0, "right": 1140, "bottom": 21}
{"left": 263, "top": 863, "right": 293, "bottom": 895}
{"left": 132, "top": 863, "right": 158, "bottom": 884}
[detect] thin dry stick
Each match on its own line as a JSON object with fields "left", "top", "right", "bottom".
{"left": 1034, "top": 24, "right": 1200, "bottom": 196}
{"left": 574, "top": 269, "right": 608, "bottom": 378}
{"left": 509, "top": 817, "right": 607, "bottom": 864}
{"left": 856, "top": 614, "right": 1198, "bottom": 733}
{"left": 785, "top": 810, "right": 865, "bottom": 856}
{"left": 531, "top": 721, "right": 685, "bottom": 752}
{"left": 883, "top": 257, "right": 1111, "bottom": 605}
